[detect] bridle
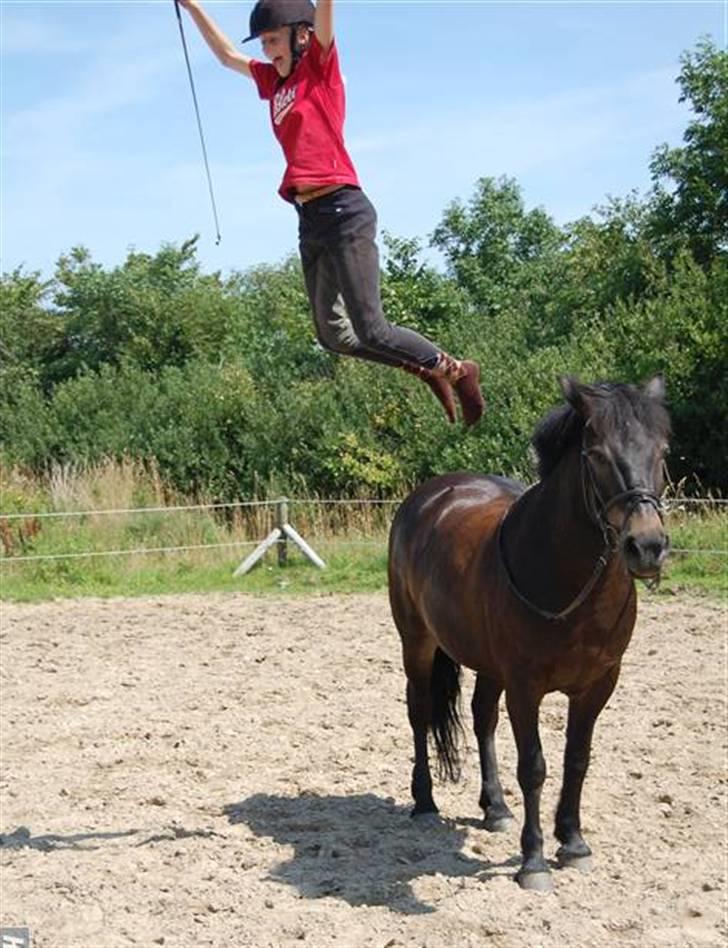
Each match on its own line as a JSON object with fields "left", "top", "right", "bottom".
{"left": 580, "top": 445, "right": 663, "bottom": 553}
{"left": 497, "top": 435, "right": 664, "bottom": 622}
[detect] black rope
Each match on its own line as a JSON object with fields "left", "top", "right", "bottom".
{"left": 173, "top": 0, "right": 222, "bottom": 244}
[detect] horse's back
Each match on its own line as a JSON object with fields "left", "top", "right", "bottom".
{"left": 391, "top": 472, "right": 524, "bottom": 549}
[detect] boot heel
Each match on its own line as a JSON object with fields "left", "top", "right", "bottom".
{"left": 401, "top": 363, "right": 457, "bottom": 423}
{"left": 454, "top": 361, "right": 485, "bottom": 426}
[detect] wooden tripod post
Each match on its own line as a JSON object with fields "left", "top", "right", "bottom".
{"left": 233, "top": 498, "right": 326, "bottom": 576}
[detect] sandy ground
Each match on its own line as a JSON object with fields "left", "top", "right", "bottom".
{"left": 0, "top": 591, "right": 726, "bottom": 948}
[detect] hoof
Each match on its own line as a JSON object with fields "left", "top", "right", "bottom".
{"left": 516, "top": 869, "right": 554, "bottom": 893}
{"left": 556, "top": 847, "right": 593, "bottom": 872}
{"left": 483, "top": 814, "right": 513, "bottom": 833}
{"left": 411, "top": 811, "right": 443, "bottom": 828}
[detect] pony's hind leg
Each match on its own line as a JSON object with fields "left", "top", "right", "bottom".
{"left": 555, "top": 666, "right": 619, "bottom": 871}
{"left": 472, "top": 674, "right": 514, "bottom": 832}
{"left": 402, "top": 636, "right": 439, "bottom": 818}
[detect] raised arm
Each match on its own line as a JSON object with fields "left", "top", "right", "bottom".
{"left": 177, "top": 0, "right": 254, "bottom": 77}
{"left": 314, "top": 0, "right": 334, "bottom": 53}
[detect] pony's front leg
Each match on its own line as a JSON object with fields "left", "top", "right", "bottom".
{"left": 506, "top": 684, "right": 552, "bottom": 892}
{"left": 555, "top": 666, "right": 620, "bottom": 871}
{"left": 472, "top": 674, "right": 514, "bottom": 831}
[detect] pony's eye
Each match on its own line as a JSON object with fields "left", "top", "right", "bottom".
{"left": 586, "top": 447, "right": 609, "bottom": 464}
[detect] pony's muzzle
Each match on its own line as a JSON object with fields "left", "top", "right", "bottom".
{"left": 623, "top": 508, "right": 670, "bottom": 578}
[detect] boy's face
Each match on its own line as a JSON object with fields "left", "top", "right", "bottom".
{"left": 260, "top": 27, "right": 293, "bottom": 77}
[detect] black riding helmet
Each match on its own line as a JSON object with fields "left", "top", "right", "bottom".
{"left": 242, "top": 0, "right": 315, "bottom": 42}
{"left": 243, "top": 0, "right": 315, "bottom": 76}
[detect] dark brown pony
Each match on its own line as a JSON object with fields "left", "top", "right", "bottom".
{"left": 388, "top": 376, "right": 671, "bottom": 892}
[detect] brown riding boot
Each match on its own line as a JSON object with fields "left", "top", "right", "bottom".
{"left": 401, "top": 362, "right": 457, "bottom": 424}
{"left": 431, "top": 353, "right": 485, "bottom": 426}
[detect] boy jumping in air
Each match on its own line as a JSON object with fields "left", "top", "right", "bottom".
{"left": 178, "top": 0, "right": 485, "bottom": 425}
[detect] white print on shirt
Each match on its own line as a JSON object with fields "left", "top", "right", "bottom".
{"left": 272, "top": 84, "right": 297, "bottom": 126}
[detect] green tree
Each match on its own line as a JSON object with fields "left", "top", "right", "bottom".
{"left": 532, "top": 195, "right": 662, "bottom": 345}
{"left": 228, "top": 255, "right": 330, "bottom": 385}
{"left": 0, "top": 268, "right": 63, "bottom": 388}
{"left": 430, "top": 176, "right": 564, "bottom": 314}
{"left": 49, "top": 239, "right": 245, "bottom": 381}
{"left": 648, "top": 38, "right": 728, "bottom": 266}
{"left": 379, "top": 232, "right": 472, "bottom": 336}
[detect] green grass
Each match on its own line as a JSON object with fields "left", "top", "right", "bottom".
{"left": 0, "top": 460, "right": 401, "bottom": 601}
{"left": 0, "top": 539, "right": 392, "bottom": 602}
{"left": 658, "top": 511, "right": 727, "bottom": 596}
{"left": 2, "top": 523, "right": 725, "bottom": 603}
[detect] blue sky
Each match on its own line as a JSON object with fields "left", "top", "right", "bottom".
{"left": 1, "top": 1, "right": 725, "bottom": 280}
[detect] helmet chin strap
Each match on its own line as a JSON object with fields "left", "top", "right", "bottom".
{"left": 288, "top": 24, "right": 312, "bottom": 72}
{"left": 276, "top": 25, "right": 312, "bottom": 85}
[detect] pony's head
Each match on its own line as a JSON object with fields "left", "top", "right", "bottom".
{"left": 534, "top": 376, "right": 671, "bottom": 580}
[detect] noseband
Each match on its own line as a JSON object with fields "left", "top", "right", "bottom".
{"left": 498, "top": 437, "right": 664, "bottom": 622}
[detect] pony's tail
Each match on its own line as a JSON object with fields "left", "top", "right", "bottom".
{"left": 430, "top": 647, "right": 464, "bottom": 782}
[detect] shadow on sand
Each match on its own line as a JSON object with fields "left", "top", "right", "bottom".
{"left": 0, "top": 824, "right": 220, "bottom": 853}
{"left": 224, "top": 791, "right": 519, "bottom": 915}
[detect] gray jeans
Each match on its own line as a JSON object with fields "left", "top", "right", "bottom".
{"left": 296, "top": 187, "right": 440, "bottom": 369}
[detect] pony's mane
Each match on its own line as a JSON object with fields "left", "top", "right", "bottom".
{"left": 532, "top": 381, "right": 670, "bottom": 480}
{"left": 532, "top": 403, "right": 584, "bottom": 480}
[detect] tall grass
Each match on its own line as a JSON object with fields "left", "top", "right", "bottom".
{"left": 0, "top": 460, "right": 394, "bottom": 601}
{"left": 1, "top": 461, "right": 724, "bottom": 602}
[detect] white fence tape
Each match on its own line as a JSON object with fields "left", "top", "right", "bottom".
{"left": 0, "top": 496, "right": 724, "bottom": 566}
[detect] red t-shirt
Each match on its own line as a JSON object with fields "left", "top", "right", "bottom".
{"left": 249, "top": 35, "right": 360, "bottom": 202}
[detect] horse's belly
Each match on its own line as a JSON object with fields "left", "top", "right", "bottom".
{"left": 546, "top": 651, "right": 617, "bottom": 694}
{"left": 418, "top": 581, "right": 507, "bottom": 678}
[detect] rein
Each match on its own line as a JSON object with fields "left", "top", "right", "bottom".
{"left": 497, "top": 443, "right": 663, "bottom": 622}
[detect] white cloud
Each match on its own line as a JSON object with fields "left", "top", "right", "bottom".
{"left": 5, "top": 52, "right": 179, "bottom": 158}
{"left": 354, "top": 66, "right": 682, "bottom": 171}
{"left": 0, "top": 10, "right": 89, "bottom": 56}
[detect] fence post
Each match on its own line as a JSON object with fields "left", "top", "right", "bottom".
{"left": 277, "top": 497, "right": 288, "bottom": 567}
{"left": 233, "top": 497, "right": 326, "bottom": 576}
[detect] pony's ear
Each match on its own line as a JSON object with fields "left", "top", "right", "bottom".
{"left": 560, "top": 375, "right": 591, "bottom": 416}
{"left": 560, "top": 374, "right": 579, "bottom": 401}
{"left": 643, "top": 374, "right": 666, "bottom": 401}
